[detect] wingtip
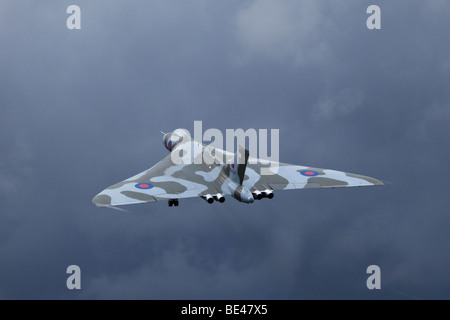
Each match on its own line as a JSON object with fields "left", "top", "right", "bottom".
{"left": 367, "top": 177, "right": 384, "bottom": 186}
{"left": 345, "top": 172, "right": 385, "bottom": 186}
{"left": 372, "top": 177, "right": 384, "bottom": 186}
{"left": 92, "top": 194, "right": 112, "bottom": 207}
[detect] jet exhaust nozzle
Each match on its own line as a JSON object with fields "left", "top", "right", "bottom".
{"left": 202, "top": 194, "right": 214, "bottom": 204}
{"left": 252, "top": 191, "right": 263, "bottom": 200}
{"left": 213, "top": 193, "right": 225, "bottom": 203}
{"left": 262, "top": 190, "right": 274, "bottom": 199}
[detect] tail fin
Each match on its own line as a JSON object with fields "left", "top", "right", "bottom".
{"left": 229, "top": 145, "right": 249, "bottom": 185}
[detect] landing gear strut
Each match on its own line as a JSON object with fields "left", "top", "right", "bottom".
{"left": 168, "top": 199, "right": 179, "bottom": 207}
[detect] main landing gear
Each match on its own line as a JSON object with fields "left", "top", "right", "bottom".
{"left": 168, "top": 199, "right": 179, "bottom": 207}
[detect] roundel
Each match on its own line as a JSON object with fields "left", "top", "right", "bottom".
{"left": 135, "top": 183, "right": 154, "bottom": 189}
{"left": 300, "top": 170, "right": 319, "bottom": 177}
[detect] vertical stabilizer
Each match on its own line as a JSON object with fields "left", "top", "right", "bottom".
{"left": 229, "top": 145, "right": 249, "bottom": 185}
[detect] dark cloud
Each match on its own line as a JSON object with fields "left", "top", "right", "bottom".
{"left": 1, "top": 0, "right": 449, "bottom": 299}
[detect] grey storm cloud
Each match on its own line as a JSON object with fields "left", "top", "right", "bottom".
{"left": 1, "top": 0, "right": 450, "bottom": 299}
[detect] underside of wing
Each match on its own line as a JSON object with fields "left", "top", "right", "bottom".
{"left": 92, "top": 153, "right": 226, "bottom": 207}
{"left": 245, "top": 160, "right": 383, "bottom": 192}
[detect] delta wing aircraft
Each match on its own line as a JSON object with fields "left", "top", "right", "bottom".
{"left": 93, "top": 129, "right": 383, "bottom": 207}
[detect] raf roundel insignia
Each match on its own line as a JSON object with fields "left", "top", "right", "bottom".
{"left": 300, "top": 170, "right": 319, "bottom": 177}
{"left": 135, "top": 183, "right": 154, "bottom": 189}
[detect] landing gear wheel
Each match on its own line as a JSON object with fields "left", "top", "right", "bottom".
{"left": 168, "top": 199, "right": 179, "bottom": 207}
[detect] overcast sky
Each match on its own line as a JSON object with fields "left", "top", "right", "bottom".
{"left": 1, "top": 0, "right": 450, "bottom": 299}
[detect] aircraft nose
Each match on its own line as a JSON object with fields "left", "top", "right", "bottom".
{"left": 162, "top": 132, "right": 171, "bottom": 147}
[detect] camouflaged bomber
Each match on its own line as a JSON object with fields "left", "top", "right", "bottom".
{"left": 93, "top": 129, "right": 383, "bottom": 207}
